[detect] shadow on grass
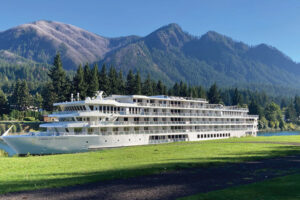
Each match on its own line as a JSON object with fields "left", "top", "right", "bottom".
{"left": 2, "top": 143, "right": 300, "bottom": 196}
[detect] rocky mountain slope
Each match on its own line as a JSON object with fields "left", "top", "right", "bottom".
{"left": 1, "top": 20, "right": 300, "bottom": 91}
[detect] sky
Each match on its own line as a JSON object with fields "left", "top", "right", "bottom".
{"left": 0, "top": 0, "right": 300, "bottom": 62}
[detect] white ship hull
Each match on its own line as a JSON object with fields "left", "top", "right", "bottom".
{"left": 1, "top": 130, "right": 250, "bottom": 155}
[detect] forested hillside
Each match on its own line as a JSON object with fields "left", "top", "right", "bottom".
{"left": 1, "top": 21, "right": 300, "bottom": 96}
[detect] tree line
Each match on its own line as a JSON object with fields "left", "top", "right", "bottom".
{"left": 0, "top": 53, "right": 298, "bottom": 131}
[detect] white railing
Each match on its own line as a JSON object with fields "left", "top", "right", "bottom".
{"left": 51, "top": 111, "right": 254, "bottom": 118}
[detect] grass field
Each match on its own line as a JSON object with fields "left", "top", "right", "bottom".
{"left": 180, "top": 173, "right": 300, "bottom": 200}
{"left": 1, "top": 136, "right": 300, "bottom": 194}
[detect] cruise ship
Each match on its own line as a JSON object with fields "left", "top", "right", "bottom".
{"left": 1, "top": 91, "right": 258, "bottom": 155}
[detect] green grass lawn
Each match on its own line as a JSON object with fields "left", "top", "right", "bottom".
{"left": 1, "top": 136, "right": 300, "bottom": 194}
{"left": 179, "top": 173, "right": 300, "bottom": 200}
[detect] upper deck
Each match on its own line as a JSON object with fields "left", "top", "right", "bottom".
{"left": 53, "top": 92, "right": 249, "bottom": 113}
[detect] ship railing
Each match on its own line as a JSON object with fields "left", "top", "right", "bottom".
{"left": 135, "top": 102, "right": 248, "bottom": 111}
{"left": 50, "top": 110, "right": 254, "bottom": 118}
{"left": 94, "top": 121, "right": 256, "bottom": 126}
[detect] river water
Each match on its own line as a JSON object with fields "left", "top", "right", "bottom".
{"left": 257, "top": 131, "right": 300, "bottom": 137}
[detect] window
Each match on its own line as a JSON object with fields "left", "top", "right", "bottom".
{"left": 74, "top": 128, "right": 82, "bottom": 134}
{"left": 100, "top": 128, "right": 107, "bottom": 132}
{"left": 88, "top": 128, "right": 93, "bottom": 134}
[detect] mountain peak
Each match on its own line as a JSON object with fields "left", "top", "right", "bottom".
{"left": 144, "top": 23, "right": 192, "bottom": 50}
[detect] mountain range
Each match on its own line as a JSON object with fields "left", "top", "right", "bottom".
{"left": 1, "top": 20, "right": 300, "bottom": 92}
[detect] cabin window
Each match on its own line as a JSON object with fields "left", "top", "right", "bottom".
{"left": 134, "top": 127, "right": 139, "bottom": 131}
{"left": 124, "top": 127, "right": 130, "bottom": 132}
{"left": 88, "top": 128, "right": 93, "bottom": 134}
{"left": 100, "top": 128, "right": 107, "bottom": 132}
{"left": 124, "top": 118, "right": 128, "bottom": 121}
{"left": 89, "top": 106, "right": 94, "bottom": 111}
{"left": 113, "top": 127, "right": 118, "bottom": 132}
{"left": 74, "top": 128, "right": 82, "bottom": 134}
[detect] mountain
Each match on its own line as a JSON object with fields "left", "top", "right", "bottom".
{"left": 1, "top": 20, "right": 300, "bottom": 94}
{"left": 0, "top": 20, "right": 140, "bottom": 70}
{"left": 0, "top": 50, "right": 37, "bottom": 65}
{"left": 100, "top": 24, "right": 300, "bottom": 89}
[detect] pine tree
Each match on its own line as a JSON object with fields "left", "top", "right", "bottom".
{"left": 197, "top": 86, "right": 206, "bottom": 98}
{"left": 34, "top": 93, "right": 43, "bottom": 110}
{"left": 135, "top": 71, "right": 142, "bottom": 95}
{"left": 48, "top": 53, "right": 69, "bottom": 102}
{"left": 232, "top": 88, "right": 242, "bottom": 105}
{"left": 98, "top": 64, "right": 110, "bottom": 94}
{"left": 84, "top": 63, "right": 91, "bottom": 88}
{"left": 294, "top": 96, "right": 300, "bottom": 117}
{"left": 87, "top": 64, "right": 99, "bottom": 97}
{"left": 0, "top": 90, "right": 9, "bottom": 114}
{"left": 108, "top": 66, "right": 118, "bottom": 94}
{"left": 179, "top": 81, "right": 188, "bottom": 97}
{"left": 117, "top": 70, "right": 125, "bottom": 94}
{"left": 207, "top": 83, "right": 221, "bottom": 104}
{"left": 11, "top": 80, "right": 31, "bottom": 111}
{"left": 156, "top": 80, "right": 164, "bottom": 95}
{"left": 142, "top": 74, "right": 153, "bottom": 96}
{"left": 42, "top": 83, "right": 57, "bottom": 111}
{"left": 285, "top": 101, "right": 297, "bottom": 122}
{"left": 73, "top": 64, "right": 87, "bottom": 99}
{"left": 126, "top": 69, "right": 135, "bottom": 95}
{"left": 248, "top": 100, "right": 261, "bottom": 117}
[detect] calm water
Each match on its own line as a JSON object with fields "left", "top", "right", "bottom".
{"left": 257, "top": 131, "right": 300, "bottom": 137}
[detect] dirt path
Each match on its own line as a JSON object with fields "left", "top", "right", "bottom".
{"left": 2, "top": 142, "right": 300, "bottom": 200}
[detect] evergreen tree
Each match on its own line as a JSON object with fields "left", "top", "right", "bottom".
{"left": 152, "top": 80, "right": 158, "bottom": 95}
{"left": 126, "top": 69, "right": 135, "bottom": 95}
{"left": 42, "top": 83, "right": 57, "bottom": 111}
{"left": 11, "top": 80, "right": 31, "bottom": 111}
{"left": 179, "top": 81, "right": 188, "bottom": 97}
{"left": 156, "top": 80, "right": 164, "bottom": 95}
{"left": 73, "top": 64, "right": 87, "bottom": 99}
{"left": 48, "top": 53, "right": 69, "bottom": 102}
{"left": 108, "top": 66, "right": 118, "bottom": 94}
{"left": 117, "top": 70, "right": 125, "bottom": 95}
{"left": 172, "top": 83, "right": 179, "bottom": 96}
{"left": 0, "top": 90, "right": 9, "bottom": 114}
{"left": 294, "top": 96, "right": 300, "bottom": 117}
{"left": 207, "top": 83, "right": 221, "bottom": 104}
{"left": 248, "top": 100, "right": 261, "bottom": 118}
{"left": 285, "top": 102, "right": 297, "bottom": 122}
{"left": 34, "top": 93, "right": 43, "bottom": 110}
{"left": 87, "top": 64, "right": 99, "bottom": 97}
{"left": 134, "top": 71, "right": 142, "bottom": 95}
{"left": 232, "top": 88, "right": 242, "bottom": 105}
{"left": 98, "top": 64, "right": 110, "bottom": 94}
{"left": 142, "top": 74, "right": 153, "bottom": 96}
{"left": 83, "top": 63, "right": 91, "bottom": 95}
{"left": 197, "top": 86, "right": 206, "bottom": 98}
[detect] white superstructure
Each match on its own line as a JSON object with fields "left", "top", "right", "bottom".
{"left": 1, "top": 91, "right": 258, "bottom": 155}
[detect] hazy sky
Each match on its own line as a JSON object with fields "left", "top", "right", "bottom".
{"left": 0, "top": 0, "right": 299, "bottom": 62}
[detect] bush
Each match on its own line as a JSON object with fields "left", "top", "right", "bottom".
{"left": 24, "top": 117, "right": 36, "bottom": 121}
